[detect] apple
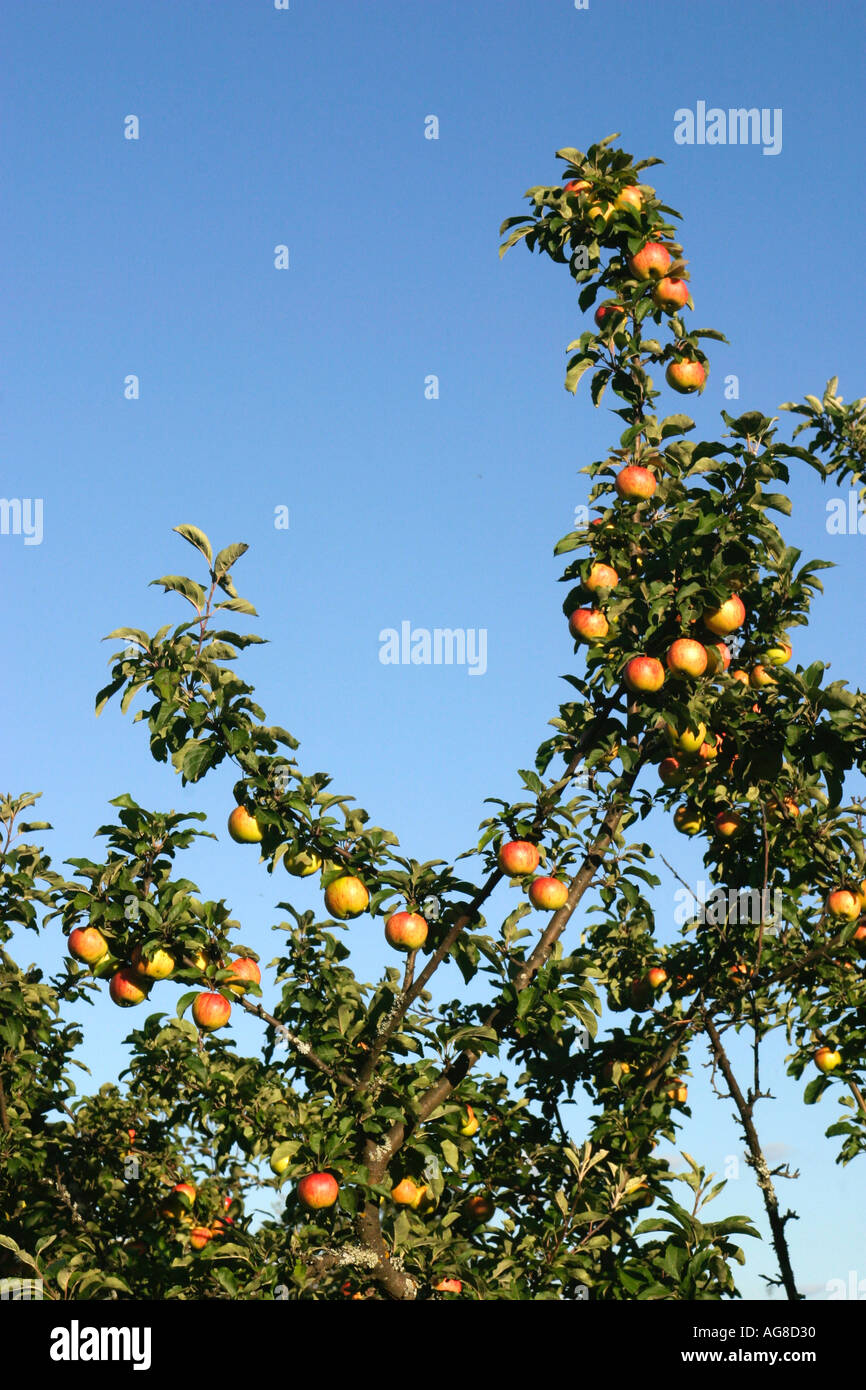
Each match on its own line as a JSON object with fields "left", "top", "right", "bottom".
{"left": 569, "top": 607, "right": 609, "bottom": 642}
{"left": 594, "top": 302, "right": 627, "bottom": 328}
{"left": 460, "top": 1104, "right": 479, "bottom": 1137}
{"left": 226, "top": 957, "right": 261, "bottom": 995}
{"left": 665, "top": 721, "right": 706, "bottom": 755}
{"left": 498, "top": 841, "right": 540, "bottom": 876}
{"left": 666, "top": 359, "right": 707, "bottom": 393}
{"left": 705, "top": 642, "right": 731, "bottom": 675}
{"left": 853, "top": 924, "right": 866, "bottom": 943}
{"left": 435, "top": 1278, "right": 463, "bottom": 1294}
{"left": 615, "top": 465, "right": 657, "bottom": 500}
{"left": 730, "top": 961, "right": 750, "bottom": 980}
{"left": 749, "top": 664, "right": 777, "bottom": 689}
{"left": 173, "top": 1182, "right": 196, "bottom": 1205}
{"left": 284, "top": 848, "right": 322, "bottom": 877}
{"left": 628, "top": 977, "right": 654, "bottom": 1011}
{"left": 465, "top": 1194, "right": 495, "bottom": 1223}
{"left": 270, "top": 1151, "right": 291, "bottom": 1176}
{"left": 647, "top": 967, "right": 667, "bottom": 989}
{"left": 666, "top": 638, "right": 708, "bottom": 677}
{"left": 109, "top": 967, "right": 151, "bottom": 1008}
{"left": 814, "top": 1046, "right": 842, "bottom": 1074}
{"left": 765, "top": 639, "right": 792, "bottom": 666}
{"left": 730, "top": 669, "right": 750, "bottom": 686}
{"left": 298, "top": 1172, "right": 339, "bottom": 1210}
{"left": 192, "top": 991, "right": 232, "bottom": 1031}
{"left": 228, "top": 805, "right": 263, "bottom": 844}
{"left": 528, "top": 877, "right": 569, "bottom": 911}
{"left": 623, "top": 656, "right": 665, "bottom": 694}
{"left": 658, "top": 757, "right": 686, "bottom": 786}
{"left": 666, "top": 1079, "right": 688, "bottom": 1104}
{"left": 391, "top": 1177, "right": 424, "bottom": 1207}
{"left": 587, "top": 201, "right": 614, "bottom": 225}
{"left": 627, "top": 242, "right": 672, "bottom": 280}
{"left": 703, "top": 594, "right": 746, "bottom": 637}
{"left": 766, "top": 797, "right": 799, "bottom": 822}
{"left": 714, "top": 809, "right": 744, "bottom": 839}
{"left": 385, "top": 911, "right": 429, "bottom": 951}
{"left": 190, "top": 1226, "right": 213, "bottom": 1251}
{"left": 601, "top": 1059, "right": 632, "bottom": 1082}
{"left": 585, "top": 562, "right": 619, "bottom": 592}
{"left": 859, "top": 878, "right": 866, "bottom": 911}
{"left": 130, "top": 944, "right": 176, "bottom": 981}
{"left": 674, "top": 803, "right": 702, "bottom": 836}
{"left": 324, "top": 875, "right": 370, "bottom": 919}
{"left": 698, "top": 738, "right": 719, "bottom": 763}
{"left": 68, "top": 926, "right": 109, "bottom": 965}
{"left": 615, "top": 185, "right": 643, "bottom": 213}
{"left": 564, "top": 178, "right": 592, "bottom": 195}
{"left": 652, "top": 277, "right": 690, "bottom": 312}
{"left": 826, "top": 889, "right": 861, "bottom": 922}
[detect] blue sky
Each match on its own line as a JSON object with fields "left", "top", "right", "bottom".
{"left": 3, "top": 0, "right": 865, "bottom": 1300}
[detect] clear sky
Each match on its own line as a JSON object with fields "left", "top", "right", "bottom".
{"left": 3, "top": 0, "right": 865, "bottom": 1301}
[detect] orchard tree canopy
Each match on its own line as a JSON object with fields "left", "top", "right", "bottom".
{"left": 3, "top": 136, "right": 866, "bottom": 1303}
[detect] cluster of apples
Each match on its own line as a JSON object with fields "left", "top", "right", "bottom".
{"left": 159, "top": 1182, "right": 236, "bottom": 1252}
{"left": 497, "top": 839, "right": 569, "bottom": 911}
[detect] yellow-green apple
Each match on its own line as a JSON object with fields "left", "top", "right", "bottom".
{"left": 652, "top": 276, "right": 690, "bottom": 312}
{"left": 703, "top": 595, "right": 746, "bottom": 636}
{"left": 190, "top": 1226, "right": 213, "bottom": 1251}
{"left": 465, "top": 1194, "right": 495, "bottom": 1223}
{"left": 666, "top": 638, "right": 708, "bottom": 677}
{"left": 109, "top": 967, "right": 151, "bottom": 1008}
{"left": 585, "top": 562, "right": 619, "bottom": 592}
{"left": 705, "top": 642, "right": 731, "bottom": 675}
{"left": 826, "top": 889, "right": 861, "bottom": 922}
{"left": 666, "top": 358, "right": 707, "bottom": 393}
{"left": 68, "top": 926, "right": 109, "bottom": 965}
{"left": 665, "top": 721, "right": 706, "bottom": 754}
{"left": 615, "top": 464, "right": 657, "bottom": 500}
{"left": 628, "top": 242, "right": 672, "bottom": 280}
{"left": 227, "top": 805, "right": 263, "bottom": 844}
{"left": 498, "top": 841, "right": 540, "bottom": 876}
{"left": 385, "top": 911, "right": 428, "bottom": 951}
{"left": 528, "top": 877, "right": 569, "bottom": 911}
{"left": 324, "top": 875, "right": 370, "bottom": 919}
{"left": 674, "top": 803, "right": 702, "bottom": 835}
{"left": 658, "top": 756, "right": 687, "bottom": 786}
{"left": 666, "top": 1078, "right": 688, "bottom": 1104}
{"left": 284, "top": 848, "right": 322, "bottom": 877}
{"left": 270, "top": 1151, "right": 292, "bottom": 1176}
{"left": 226, "top": 957, "right": 261, "bottom": 995}
{"left": 460, "top": 1104, "right": 479, "bottom": 1137}
{"left": 594, "top": 302, "right": 627, "bottom": 328}
{"left": 714, "top": 808, "right": 744, "bottom": 838}
{"left": 623, "top": 656, "right": 665, "bottom": 694}
{"left": 435, "top": 1278, "right": 463, "bottom": 1294}
{"left": 587, "top": 201, "right": 614, "bottom": 224}
{"left": 192, "top": 991, "right": 232, "bottom": 1031}
{"left": 749, "top": 664, "right": 777, "bottom": 689}
{"left": 130, "top": 944, "right": 176, "bottom": 980}
{"left": 298, "top": 1172, "right": 339, "bottom": 1210}
{"left": 814, "top": 1046, "right": 842, "bottom": 1073}
{"left": 765, "top": 638, "right": 792, "bottom": 665}
{"left": 615, "top": 185, "right": 643, "bottom": 212}
{"left": 569, "top": 607, "right": 609, "bottom": 642}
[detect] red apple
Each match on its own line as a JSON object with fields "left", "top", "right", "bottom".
{"left": 498, "top": 841, "right": 540, "bottom": 876}
{"left": 528, "top": 877, "right": 569, "bottom": 911}
{"left": 652, "top": 276, "right": 690, "bottom": 312}
{"left": 435, "top": 1278, "right": 463, "bottom": 1294}
{"left": 714, "top": 809, "right": 744, "bottom": 839}
{"left": 569, "top": 607, "right": 609, "bottom": 642}
{"left": 615, "top": 465, "right": 657, "bottom": 501}
{"left": 226, "top": 957, "right": 261, "bottom": 995}
{"left": 227, "top": 805, "right": 263, "bottom": 844}
{"left": 826, "top": 890, "right": 860, "bottom": 922}
{"left": 658, "top": 757, "right": 686, "bottom": 786}
{"left": 465, "top": 1194, "right": 495, "bottom": 1223}
{"left": 615, "top": 185, "right": 643, "bottom": 213}
{"left": 666, "top": 359, "right": 707, "bottom": 393}
{"left": 703, "top": 595, "right": 745, "bottom": 637}
{"left": 585, "top": 562, "right": 619, "bottom": 592}
{"left": 190, "top": 1226, "right": 213, "bottom": 1251}
{"left": 623, "top": 656, "right": 665, "bottom": 694}
{"left": 192, "top": 991, "right": 232, "bottom": 1031}
{"left": 324, "top": 875, "right": 370, "bottom": 919}
{"left": 564, "top": 178, "right": 592, "bottom": 195}
{"left": 749, "top": 664, "right": 777, "bottom": 689}
{"left": 109, "top": 967, "right": 151, "bottom": 1008}
{"left": 594, "top": 302, "right": 627, "bottom": 328}
{"left": 68, "top": 926, "right": 109, "bottom": 965}
{"left": 666, "top": 638, "right": 708, "bottom": 677}
{"left": 627, "top": 242, "right": 672, "bottom": 280}
{"left": 705, "top": 642, "right": 731, "bottom": 675}
{"left": 298, "top": 1172, "right": 339, "bottom": 1210}
{"left": 385, "top": 911, "right": 429, "bottom": 951}
{"left": 647, "top": 967, "right": 667, "bottom": 989}
{"left": 391, "top": 1177, "right": 425, "bottom": 1207}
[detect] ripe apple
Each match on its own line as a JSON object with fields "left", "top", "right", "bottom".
{"left": 594, "top": 302, "right": 627, "bottom": 328}
{"left": 859, "top": 878, "right": 866, "bottom": 911}
{"left": 460, "top": 1104, "right": 479, "bottom": 1137}
{"left": 498, "top": 841, "right": 540, "bottom": 876}
{"left": 826, "top": 889, "right": 861, "bottom": 922}
{"left": 714, "top": 809, "right": 744, "bottom": 839}
{"left": 385, "top": 911, "right": 429, "bottom": 951}
{"left": 465, "top": 1194, "right": 495, "bottom": 1223}
{"left": 564, "top": 178, "right": 592, "bottom": 195}
{"left": 666, "top": 1079, "right": 688, "bottom": 1104}
{"left": 627, "top": 242, "right": 672, "bottom": 280}
{"left": 703, "top": 595, "right": 746, "bottom": 637}
{"left": 623, "top": 656, "right": 665, "bottom": 694}
{"left": 585, "top": 562, "right": 619, "bottom": 592}
{"left": 324, "top": 875, "right": 370, "bottom": 919}
{"left": 587, "top": 201, "right": 614, "bottom": 224}
{"left": 666, "top": 359, "right": 707, "bottom": 393}
{"left": 391, "top": 1177, "right": 424, "bottom": 1207}
{"left": 298, "top": 1172, "right": 339, "bottom": 1210}
{"left": 615, "top": 185, "right": 643, "bottom": 213}
{"left": 192, "top": 991, "right": 232, "bottom": 1031}
{"left": 434, "top": 1278, "right": 463, "bottom": 1294}
{"left": 173, "top": 1182, "right": 197, "bottom": 1206}
{"left": 765, "top": 639, "right": 792, "bottom": 666}
{"left": 698, "top": 738, "right": 719, "bottom": 763}
{"left": 647, "top": 967, "right": 667, "bottom": 989}
{"left": 666, "top": 638, "right": 708, "bottom": 677}
{"left": 130, "top": 944, "right": 176, "bottom": 980}
{"left": 766, "top": 796, "right": 799, "bottom": 822}
{"left": 652, "top": 276, "right": 690, "bottom": 312}
{"left": 615, "top": 465, "right": 657, "bottom": 500}
{"left": 226, "top": 957, "right": 261, "bottom": 995}
{"left": 528, "top": 877, "right": 569, "bottom": 911}
{"left": 674, "top": 803, "right": 702, "bottom": 836}
{"left": 749, "top": 664, "right": 777, "bottom": 689}
{"left": 852, "top": 923, "right": 866, "bottom": 943}
{"left": 569, "top": 607, "right": 609, "bottom": 642}
{"left": 658, "top": 756, "right": 686, "bottom": 786}
{"left": 730, "top": 669, "right": 750, "bottom": 686}
{"left": 284, "top": 848, "right": 322, "bottom": 877}
{"left": 68, "top": 927, "right": 109, "bottom": 965}
{"left": 705, "top": 642, "right": 731, "bottom": 675}
{"left": 109, "top": 967, "right": 151, "bottom": 1008}
{"left": 227, "top": 804, "right": 263, "bottom": 843}
{"left": 814, "top": 1046, "right": 842, "bottom": 1074}
{"left": 664, "top": 721, "right": 706, "bottom": 755}
{"left": 190, "top": 1226, "right": 213, "bottom": 1251}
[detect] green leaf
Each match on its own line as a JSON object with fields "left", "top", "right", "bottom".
{"left": 173, "top": 524, "right": 213, "bottom": 564}
{"left": 441, "top": 1139, "right": 460, "bottom": 1171}
{"left": 213, "top": 542, "right": 249, "bottom": 578}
